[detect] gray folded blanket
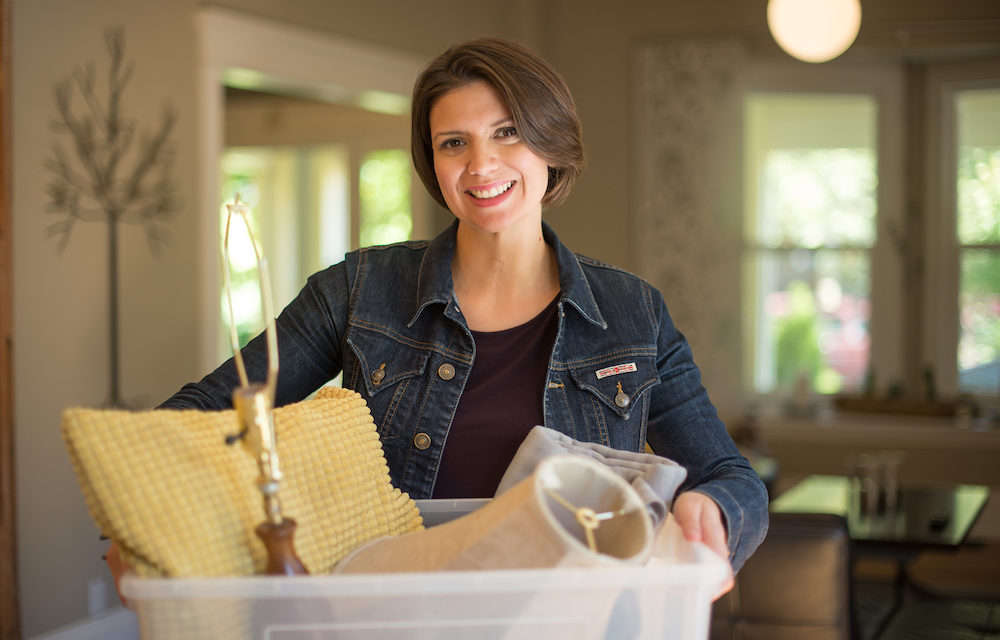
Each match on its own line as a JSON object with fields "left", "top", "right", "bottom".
{"left": 495, "top": 426, "right": 687, "bottom": 527}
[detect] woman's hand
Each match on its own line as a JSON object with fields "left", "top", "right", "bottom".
{"left": 672, "top": 491, "right": 735, "bottom": 599}
{"left": 104, "top": 541, "right": 132, "bottom": 607}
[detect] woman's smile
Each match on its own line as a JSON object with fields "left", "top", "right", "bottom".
{"left": 467, "top": 180, "right": 516, "bottom": 204}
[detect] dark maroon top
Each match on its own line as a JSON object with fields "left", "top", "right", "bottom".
{"left": 431, "top": 296, "right": 560, "bottom": 498}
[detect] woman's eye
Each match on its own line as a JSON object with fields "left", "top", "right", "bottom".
{"left": 439, "top": 138, "right": 464, "bottom": 150}
{"left": 496, "top": 126, "right": 518, "bottom": 139}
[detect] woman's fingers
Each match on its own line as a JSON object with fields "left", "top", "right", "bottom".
{"left": 104, "top": 541, "right": 131, "bottom": 607}
{"left": 673, "top": 491, "right": 727, "bottom": 555}
{"left": 672, "top": 491, "right": 735, "bottom": 600}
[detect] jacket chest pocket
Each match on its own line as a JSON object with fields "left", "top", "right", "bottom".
{"left": 347, "top": 330, "right": 431, "bottom": 442}
{"left": 563, "top": 356, "right": 660, "bottom": 450}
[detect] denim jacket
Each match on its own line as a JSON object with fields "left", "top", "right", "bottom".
{"left": 164, "top": 221, "right": 768, "bottom": 570}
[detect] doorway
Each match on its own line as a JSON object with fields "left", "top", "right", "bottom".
{"left": 218, "top": 88, "right": 419, "bottom": 362}
{"left": 196, "top": 7, "right": 435, "bottom": 372}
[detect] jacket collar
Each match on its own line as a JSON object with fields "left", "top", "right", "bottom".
{"left": 410, "top": 220, "right": 607, "bottom": 329}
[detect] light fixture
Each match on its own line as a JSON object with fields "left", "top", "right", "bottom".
{"left": 767, "top": 0, "right": 862, "bottom": 63}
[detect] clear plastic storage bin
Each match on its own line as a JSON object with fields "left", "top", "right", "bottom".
{"left": 121, "top": 499, "right": 728, "bottom": 640}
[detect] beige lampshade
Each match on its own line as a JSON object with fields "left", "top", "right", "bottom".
{"left": 767, "top": 0, "right": 861, "bottom": 63}
{"left": 335, "top": 454, "right": 654, "bottom": 574}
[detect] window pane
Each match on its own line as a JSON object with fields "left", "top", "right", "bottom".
{"left": 956, "top": 89, "right": 1000, "bottom": 395}
{"left": 755, "top": 249, "right": 870, "bottom": 395}
{"left": 745, "top": 93, "right": 877, "bottom": 396}
{"left": 957, "top": 147, "right": 1000, "bottom": 245}
{"left": 359, "top": 150, "right": 412, "bottom": 247}
{"left": 959, "top": 250, "right": 1000, "bottom": 395}
{"left": 761, "top": 148, "right": 877, "bottom": 248}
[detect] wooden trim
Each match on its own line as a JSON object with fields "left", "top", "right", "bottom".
{"left": 0, "top": 0, "right": 19, "bottom": 636}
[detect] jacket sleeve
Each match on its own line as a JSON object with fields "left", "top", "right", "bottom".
{"left": 159, "top": 262, "right": 354, "bottom": 410}
{"left": 642, "top": 287, "right": 769, "bottom": 572}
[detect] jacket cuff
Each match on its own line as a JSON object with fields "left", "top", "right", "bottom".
{"left": 688, "top": 479, "right": 769, "bottom": 572}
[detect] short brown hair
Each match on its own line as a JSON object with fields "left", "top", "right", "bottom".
{"left": 411, "top": 38, "right": 585, "bottom": 210}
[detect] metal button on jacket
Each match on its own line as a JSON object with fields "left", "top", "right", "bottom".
{"left": 614, "top": 381, "right": 630, "bottom": 409}
{"left": 413, "top": 432, "right": 431, "bottom": 450}
{"left": 437, "top": 363, "right": 456, "bottom": 381}
{"left": 615, "top": 391, "right": 631, "bottom": 408}
{"left": 371, "top": 363, "right": 386, "bottom": 385}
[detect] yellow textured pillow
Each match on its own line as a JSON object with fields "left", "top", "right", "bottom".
{"left": 62, "top": 386, "right": 422, "bottom": 577}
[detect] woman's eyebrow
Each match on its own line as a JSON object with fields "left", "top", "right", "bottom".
{"left": 432, "top": 118, "right": 514, "bottom": 142}
{"left": 432, "top": 129, "right": 464, "bottom": 142}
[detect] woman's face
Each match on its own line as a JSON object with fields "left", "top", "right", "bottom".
{"left": 429, "top": 80, "right": 549, "bottom": 236}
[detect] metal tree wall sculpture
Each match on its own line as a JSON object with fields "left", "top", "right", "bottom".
{"left": 45, "top": 26, "right": 178, "bottom": 407}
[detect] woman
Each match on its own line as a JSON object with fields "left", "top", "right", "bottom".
{"left": 158, "top": 38, "right": 767, "bottom": 576}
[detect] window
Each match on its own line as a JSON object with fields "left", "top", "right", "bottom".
{"left": 218, "top": 145, "right": 413, "bottom": 358}
{"left": 954, "top": 89, "right": 1000, "bottom": 396}
{"left": 744, "top": 59, "right": 1000, "bottom": 407}
{"left": 744, "top": 94, "right": 879, "bottom": 396}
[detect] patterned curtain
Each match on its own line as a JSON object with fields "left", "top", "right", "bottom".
{"left": 633, "top": 41, "right": 746, "bottom": 417}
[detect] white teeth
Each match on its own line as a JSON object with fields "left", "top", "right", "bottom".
{"left": 469, "top": 181, "right": 513, "bottom": 199}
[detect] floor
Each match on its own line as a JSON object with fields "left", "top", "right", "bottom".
{"left": 879, "top": 596, "right": 999, "bottom": 639}
{"left": 855, "top": 577, "right": 1000, "bottom": 640}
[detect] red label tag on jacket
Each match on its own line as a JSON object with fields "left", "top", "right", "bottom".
{"left": 595, "top": 362, "right": 637, "bottom": 379}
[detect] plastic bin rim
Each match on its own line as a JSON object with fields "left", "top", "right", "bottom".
{"left": 121, "top": 562, "right": 726, "bottom": 600}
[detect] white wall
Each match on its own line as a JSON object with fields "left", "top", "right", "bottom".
{"left": 12, "top": 0, "right": 200, "bottom": 634}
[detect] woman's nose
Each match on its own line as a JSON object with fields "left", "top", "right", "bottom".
{"left": 466, "top": 143, "right": 498, "bottom": 175}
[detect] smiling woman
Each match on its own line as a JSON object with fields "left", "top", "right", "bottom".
{"left": 159, "top": 37, "right": 769, "bottom": 582}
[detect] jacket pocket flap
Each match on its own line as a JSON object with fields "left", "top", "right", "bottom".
{"left": 567, "top": 356, "right": 660, "bottom": 418}
{"left": 348, "top": 331, "right": 431, "bottom": 397}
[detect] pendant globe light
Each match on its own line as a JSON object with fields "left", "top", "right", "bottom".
{"left": 767, "top": 0, "right": 862, "bottom": 63}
